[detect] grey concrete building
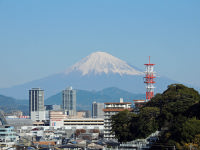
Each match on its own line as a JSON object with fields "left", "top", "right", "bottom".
{"left": 92, "top": 102, "right": 104, "bottom": 118}
{"left": 62, "top": 87, "right": 76, "bottom": 116}
{"left": 29, "top": 88, "right": 45, "bottom": 122}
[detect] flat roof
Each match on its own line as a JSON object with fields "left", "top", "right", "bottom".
{"left": 103, "top": 108, "right": 133, "bottom": 112}
{"left": 133, "top": 99, "right": 145, "bottom": 101}
{"left": 104, "top": 102, "right": 132, "bottom": 104}
{"left": 63, "top": 118, "right": 104, "bottom": 121}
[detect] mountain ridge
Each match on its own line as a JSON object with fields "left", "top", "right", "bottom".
{"left": 0, "top": 51, "right": 182, "bottom": 99}
{"left": 0, "top": 87, "right": 146, "bottom": 114}
{"left": 0, "top": 95, "right": 28, "bottom": 114}
{"left": 45, "top": 87, "right": 146, "bottom": 110}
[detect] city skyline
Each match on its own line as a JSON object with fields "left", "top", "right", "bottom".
{"left": 0, "top": 1, "right": 200, "bottom": 89}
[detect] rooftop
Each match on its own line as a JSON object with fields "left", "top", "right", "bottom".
{"left": 104, "top": 102, "right": 132, "bottom": 104}
{"left": 103, "top": 108, "right": 133, "bottom": 112}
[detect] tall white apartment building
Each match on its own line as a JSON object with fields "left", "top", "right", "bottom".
{"left": 29, "top": 88, "right": 45, "bottom": 122}
{"left": 103, "top": 98, "right": 132, "bottom": 140}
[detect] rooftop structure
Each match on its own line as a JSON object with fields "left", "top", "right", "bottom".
{"left": 6, "top": 118, "right": 33, "bottom": 127}
{"left": 133, "top": 99, "right": 146, "bottom": 108}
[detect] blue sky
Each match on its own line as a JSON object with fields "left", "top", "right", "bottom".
{"left": 0, "top": 0, "right": 200, "bottom": 88}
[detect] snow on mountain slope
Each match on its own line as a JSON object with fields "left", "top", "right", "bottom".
{"left": 0, "top": 51, "right": 180, "bottom": 99}
{"left": 65, "top": 52, "right": 143, "bottom": 76}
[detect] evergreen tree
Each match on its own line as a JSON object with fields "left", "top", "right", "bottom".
{"left": 111, "top": 84, "right": 200, "bottom": 148}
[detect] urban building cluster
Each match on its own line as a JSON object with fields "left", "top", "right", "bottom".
{"left": 28, "top": 87, "right": 105, "bottom": 128}
{"left": 28, "top": 86, "right": 132, "bottom": 141}
{"left": 0, "top": 58, "right": 157, "bottom": 149}
{"left": 1, "top": 86, "right": 135, "bottom": 149}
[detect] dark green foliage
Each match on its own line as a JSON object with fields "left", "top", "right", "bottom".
{"left": 186, "top": 102, "right": 200, "bottom": 119}
{"left": 147, "top": 84, "right": 200, "bottom": 129}
{"left": 148, "top": 84, "right": 200, "bottom": 147}
{"left": 132, "top": 107, "right": 160, "bottom": 139}
{"left": 111, "top": 110, "right": 136, "bottom": 143}
{"left": 111, "top": 107, "right": 160, "bottom": 142}
{"left": 180, "top": 118, "right": 200, "bottom": 143}
{"left": 111, "top": 84, "right": 200, "bottom": 148}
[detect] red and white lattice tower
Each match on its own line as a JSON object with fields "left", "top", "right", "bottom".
{"left": 144, "top": 56, "right": 156, "bottom": 102}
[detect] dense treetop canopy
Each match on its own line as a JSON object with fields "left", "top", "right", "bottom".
{"left": 111, "top": 84, "right": 200, "bottom": 149}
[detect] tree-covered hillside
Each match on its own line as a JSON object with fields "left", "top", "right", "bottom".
{"left": 45, "top": 87, "right": 145, "bottom": 110}
{"left": 111, "top": 84, "right": 200, "bottom": 149}
{"left": 0, "top": 95, "right": 28, "bottom": 114}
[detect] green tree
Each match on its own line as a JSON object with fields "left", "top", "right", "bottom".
{"left": 148, "top": 84, "right": 200, "bottom": 147}
{"left": 111, "top": 109, "right": 135, "bottom": 142}
{"left": 147, "top": 84, "right": 200, "bottom": 129}
{"left": 132, "top": 107, "right": 160, "bottom": 139}
{"left": 111, "top": 107, "right": 160, "bottom": 142}
{"left": 111, "top": 84, "right": 200, "bottom": 148}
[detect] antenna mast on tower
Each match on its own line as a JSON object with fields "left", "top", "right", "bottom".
{"left": 144, "top": 56, "right": 156, "bottom": 102}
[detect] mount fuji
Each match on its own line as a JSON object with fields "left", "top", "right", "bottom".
{"left": 65, "top": 52, "right": 143, "bottom": 76}
{"left": 0, "top": 52, "right": 176, "bottom": 99}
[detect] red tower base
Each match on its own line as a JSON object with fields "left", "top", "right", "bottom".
{"left": 146, "top": 92, "right": 154, "bottom": 101}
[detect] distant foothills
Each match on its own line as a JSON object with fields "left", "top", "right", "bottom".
{"left": 0, "top": 52, "right": 198, "bottom": 115}
{"left": 0, "top": 52, "right": 182, "bottom": 100}
{"left": 0, "top": 87, "right": 145, "bottom": 114}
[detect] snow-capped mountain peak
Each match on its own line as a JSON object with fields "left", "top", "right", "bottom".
{"left": 65, "top": 51, "right": 143, "bottom": 76}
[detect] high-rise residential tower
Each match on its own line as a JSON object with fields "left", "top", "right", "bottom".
{"left": 29, "top": 88, "right": 45, "bottom": 121}
{"left": 103, "top": 98, "right": 132, "bottom": 140}
{"left": 62, "top": 87, "right": 76, "bottom": 116}
{"left": 92, "top": 102, "right": 104, "bottom": 118}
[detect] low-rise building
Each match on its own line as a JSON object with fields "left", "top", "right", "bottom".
{"left": 63, "top": 118, "right": 104, "bottom": 130}
{"left": 0, "top": 125, "right": 18, "bottom": 148}
{"left": 50, "top": 111, "right": 67, "bottom": 126}
{"left": 49, "top": 110, "right": 103, "bottom": 130}
{"left": 133, "top": 99, "right": 146, "bottom": 108}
